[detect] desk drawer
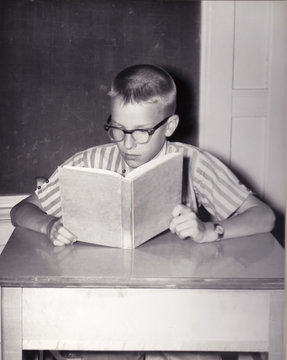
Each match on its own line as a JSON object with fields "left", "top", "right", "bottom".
{"left": 23, "top": 288, "right": 270, "bottom": 352}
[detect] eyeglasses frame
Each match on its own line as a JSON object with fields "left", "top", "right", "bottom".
{"left": 104, "top": 115, "right": 172, "bottom": 143}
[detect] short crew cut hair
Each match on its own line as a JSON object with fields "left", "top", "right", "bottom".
{"left": 108, "top": 64, "right": 177, "bottom": 114}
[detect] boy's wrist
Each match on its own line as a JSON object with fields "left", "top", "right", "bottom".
{"left": 205, "top": 222, "right": 221, "bottom": 243}
{"left": 42, "top": 216, "right": 58, "bottom": 237}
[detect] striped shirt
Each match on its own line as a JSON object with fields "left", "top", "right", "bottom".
{"left": 36, "top": 141, "right": 250, "bottom": 220}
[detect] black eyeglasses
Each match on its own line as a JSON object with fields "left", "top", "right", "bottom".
{"left": 104, "top": 115, "right": 172, "bottom": 144}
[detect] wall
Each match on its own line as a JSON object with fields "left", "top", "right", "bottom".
{"left": 0, "top": 0, "right": 201, "bottom": 195}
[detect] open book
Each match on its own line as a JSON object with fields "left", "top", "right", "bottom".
{"left": 58, "top": 152, "right": 183, "bottom": 249}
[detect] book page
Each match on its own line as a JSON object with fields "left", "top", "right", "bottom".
{"left": 129, "top": 152, "right": 183, "bottom": 247}
{"left": 125, "top": 152, "right": 180, "bottom": 180}
{"left": 59, "top": 166, "right": 123, "bottom": 247}
{"left": 62, "top": 165, "right": 122, "bottom": 178}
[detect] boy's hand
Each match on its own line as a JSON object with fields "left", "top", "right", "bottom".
{"left": 169, "top": 205, "right": 217, "bottom": 243}
{"left": 47, "top": 218, "right": 78, "bottom": 246}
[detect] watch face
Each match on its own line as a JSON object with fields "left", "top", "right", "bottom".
{"left": 214, "top": 224, "right": 224, "bottom": 238}
{"left": 216, "top": 225, "right": 224, "bottom": 235}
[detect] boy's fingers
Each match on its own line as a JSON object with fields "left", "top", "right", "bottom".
{"left": 58, "top": 225, "right": 77, "bottom": 241}
{"left": 169, "top": 215, "right": 183, "bottom": 232}
{"left": 170, "top": 211, "right": 204, "bottom": 241}
{"left": 171, "top": 206, "right": 199, "bottom": 235}
{"left": 49, "top": 221, "right": 77, "bottom": 246}
{"left": 170, "top": 211, "right": 196, "bottom": 233}
{"left": 53, "top": 239, "right": 66, "bottom": 247}
{"left": 172, "top": 204, "right": 190, "bottom": 217}
{"left": 174, "top": 220, "right": 199, "bottom": 239}
{"left": 172, "top": 204, "right": 182, "bottom": 217}
{"left": 55, "top": 232, "right": 74, "bottom": 245}
{"left": 172, "top": 204, "right": 186, "bottom": 217}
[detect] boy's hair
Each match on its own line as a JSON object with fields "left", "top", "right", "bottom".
{"left": 108, "top": 64, "right": 177, "bottom": 114}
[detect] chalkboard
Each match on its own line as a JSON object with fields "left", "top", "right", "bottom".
{"left": 0, "top": 0, "right": 200, "bottom": 194}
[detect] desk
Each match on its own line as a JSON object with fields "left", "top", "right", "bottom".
{"left": 0, "top": 228, "right": 284, "bottom": 360}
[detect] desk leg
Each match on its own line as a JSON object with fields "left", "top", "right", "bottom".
{"left": 1, "top": 287, "right": 22, "bottom": 360}
{"left": 268, "top": 290, "right": 285, "bottom": 360}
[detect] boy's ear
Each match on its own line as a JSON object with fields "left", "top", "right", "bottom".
{"left": 165, "top": 115, "right": 179, "bottom": 137}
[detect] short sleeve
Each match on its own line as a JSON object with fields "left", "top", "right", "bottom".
{"left": 35, "top": 150, "right": 86, "bottom": 217}
{"left": 35, "top": 169, "right": 62, "bottom": 217}
{"left": 192, "top": 151, "right": 251, "bottom": 220}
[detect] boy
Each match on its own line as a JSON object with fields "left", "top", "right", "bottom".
{"left": 11, "top": 64, "right": 275, "bottom": 360}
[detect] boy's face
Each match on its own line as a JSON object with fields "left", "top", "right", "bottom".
{"left": 110, "top": 98, "right": 172, "bottom": 168}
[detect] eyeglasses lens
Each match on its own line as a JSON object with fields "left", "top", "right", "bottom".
{"left": 108, "top": 128, "right": 150, "bottom": 144}
{"left": 132, "top": 130, "right": 149, "bottom": 144}
{"left": 108, "top": 128, "right": 124, "bottom": 142}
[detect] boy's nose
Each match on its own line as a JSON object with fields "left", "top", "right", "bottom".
{"left": 123, "top": 133, "right": 136, "bottom": 149}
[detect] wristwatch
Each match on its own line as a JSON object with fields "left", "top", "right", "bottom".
{"left": 213, "top": 223, "right": 224, "bottom": 241}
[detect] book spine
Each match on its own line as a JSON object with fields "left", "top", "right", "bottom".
{"left": 121, "top": 179, "right": 134, "bottom": 249}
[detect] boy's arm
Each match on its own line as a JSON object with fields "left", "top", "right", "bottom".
{"left": 10, "top": 193, "right": 77, "bottom": 246}
{"left": 169, "top": 194, "right": 276, "bottom": 243}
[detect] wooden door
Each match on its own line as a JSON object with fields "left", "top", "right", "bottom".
{"left": 200, "top": 0, "right": 286, "bottom": 240}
